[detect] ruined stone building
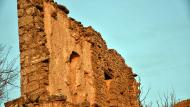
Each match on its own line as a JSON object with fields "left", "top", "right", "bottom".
{"left": 5, "top": 0, "right": 140, "bottom": 106}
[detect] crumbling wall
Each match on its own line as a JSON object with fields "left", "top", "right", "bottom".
{"left": 5, "top": 0, "right": 140, "bottom": 106}
{"left": 84, "top": 27, "right": 140, "bottom": 107}
{"left": 18, "top": 0, "right": 50, "bottom": 103}
{"left": 43, "top": 1, "right": 140, "bottom": 106}
{"left": 44, "top": 2, "right": 95, "bottom": 105}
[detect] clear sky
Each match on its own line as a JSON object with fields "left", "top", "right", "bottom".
{"left": 0, "top": 0, "right": 190, "bottom": 106}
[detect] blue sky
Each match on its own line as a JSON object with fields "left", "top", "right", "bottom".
{"left": 0, "top": 0, "right": 190, "bottom": 106}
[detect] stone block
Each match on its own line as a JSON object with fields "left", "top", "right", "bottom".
{"left": 18, "top": 9, "right": 25, "bottom": 17}
{"left": 26, "top": 81, "right": 40, "bottom": 93}
{"left": 26, "top": 7, "right": 36, "bottom": 15}
{"left": 19, "top": 16, "right": 33, "bottom": 27}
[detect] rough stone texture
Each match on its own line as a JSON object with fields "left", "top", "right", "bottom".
{"left": 17, "top": 0, "right": 50, "bottom": 103}
{"left": 174, "top": 99, "right": 190, "bottom": 107}
{"left": 5, "top": 0, "right": 140, "bottom": 107}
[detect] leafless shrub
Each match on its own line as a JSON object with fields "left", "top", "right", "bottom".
{"left": 0, "top": 45, "right": 19, "bottom": 102}
{"left": 137, "top": 77, "right": 152, "bottom": 107}
{"left": 138, "top": 77, "right": 179, "bottom": 107}
{"left": 156, "top": 89, "right": 179, "bottom": 107}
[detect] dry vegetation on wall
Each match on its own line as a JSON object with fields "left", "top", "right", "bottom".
{"left": 0, "top": 45, "right": 18, "bottom": 102}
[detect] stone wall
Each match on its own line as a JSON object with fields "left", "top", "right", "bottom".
{"left": 5, "top": 0, "right": 140, "bottom": 106}
{"left": 44, "top": 2, "right": 95, "bottom": 105}
{"left": 43, "top": 2, "right": 140, "bottom": 106}
{"left": 18, "top": 0, "right": 50, "bottom": 102}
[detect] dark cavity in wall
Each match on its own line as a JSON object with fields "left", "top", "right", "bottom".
{"left": 69, "top": 51, "right": 80, "bottom": 62}
{"left": 104, "top": 71, "right": 113, "bottom": 80}
{"left": 35, "top": 4, "right": 43, "bottom": 12}
{"left": 104, "top": 68, "right": 114, "bottom": 80}
{"left": 42, "top": 59, "right": 49, "bottom": 63}
{"left": 51, "top": 11, "right": 57, "bottom": 20}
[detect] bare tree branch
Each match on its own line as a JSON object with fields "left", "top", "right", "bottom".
{"left": 0, "top": 44, "right": 19, "bottom": 103}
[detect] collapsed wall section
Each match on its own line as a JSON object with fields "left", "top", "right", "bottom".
{"left": 84, "top": 27, "right": 140, "bottom": 106}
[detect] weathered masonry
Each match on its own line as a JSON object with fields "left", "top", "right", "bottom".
{"left": 5, "top": 0, "right": 140, "bottom": 106}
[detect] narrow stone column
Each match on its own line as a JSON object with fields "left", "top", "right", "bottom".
{"left": 18, "top": 0, "right": 50, "bottom": 101}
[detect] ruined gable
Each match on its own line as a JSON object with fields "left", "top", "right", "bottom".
{"left": 5, "top": 0, "right": 140, "bottom": 107}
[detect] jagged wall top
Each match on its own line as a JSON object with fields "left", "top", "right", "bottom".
{"left": 5, "top": 0, "right": 140, "bottom": 106}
